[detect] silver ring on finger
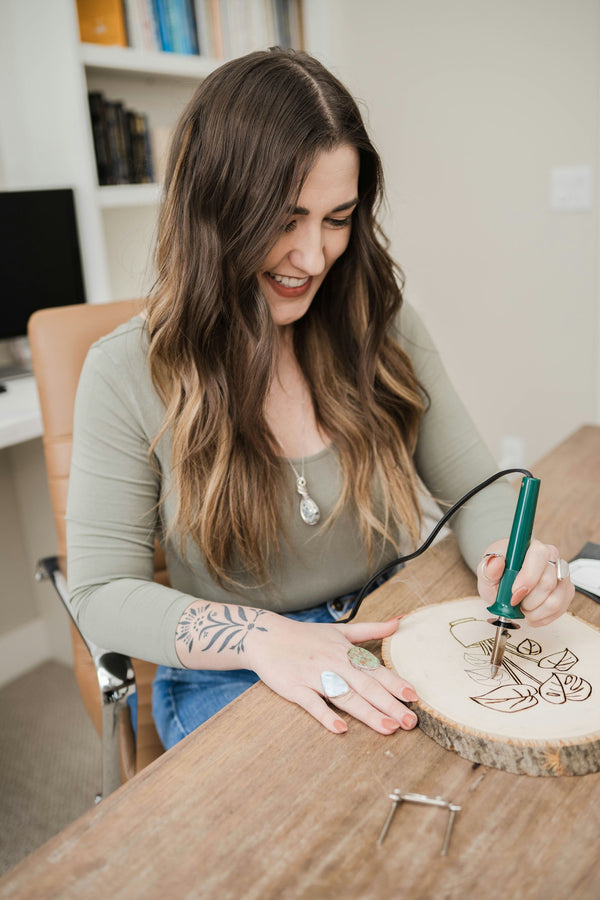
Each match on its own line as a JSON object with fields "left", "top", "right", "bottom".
{"left": 547, "top": 558, "right": 570, "bottom": 582}
{"left": 321, "top": 671, "right": 351, "bottom": 698}
{"left": 479, "top": 552, "right": 504, "bottom": 583}
{"left": 347, "top": 646, "right": 380, "bottom": 671}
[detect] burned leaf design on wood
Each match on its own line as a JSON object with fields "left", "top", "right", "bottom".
{"left": 563, "top": 673, "right": 592, "bottom": 701}
{"left": 471, "top": 684, "right": 539, "bottom": 713}
{"left": 561, "top": 674, "right": 591, "bottom": 702}
{"left": 451, "top": 616, "right": 593, "bottom": 714}
{"left": 538, "top": 648, "right": 578, "bottom": 671}
{"left": 516, "top": 638, "right": 542, "bottom": 656}
{"left": 539, "top": 672, "right": 592, "bottom": 704}
{"left": 540, "top": 673, "right": 567, "bottom": 704}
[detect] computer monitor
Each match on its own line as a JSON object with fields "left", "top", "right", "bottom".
{"left": 0, "top": 188, "right": 86, "bottom": 341}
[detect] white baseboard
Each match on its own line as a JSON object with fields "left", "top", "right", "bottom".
{"left": 0, "top": 618, "right": 51, "bottom": 688}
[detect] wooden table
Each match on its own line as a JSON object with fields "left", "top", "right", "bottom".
{"left": 2, "top": 426, "right": 600, "bottom": 900}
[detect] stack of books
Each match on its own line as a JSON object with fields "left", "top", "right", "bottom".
{"left": 77, "top": 0, "right": 303, "bottom": 58}
{"left": 88, "top": 92, "right": 155, "bottom": 186}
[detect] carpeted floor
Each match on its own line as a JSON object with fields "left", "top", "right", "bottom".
{"left": 0, "top": 660, "right": 100, "bottom": 875}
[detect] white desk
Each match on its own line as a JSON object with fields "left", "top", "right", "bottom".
{"left": 0, "top": 375, "right": 42, "bottom": 449}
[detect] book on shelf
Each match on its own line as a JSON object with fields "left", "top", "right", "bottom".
{"left": 122, "top": 0, "right": 161, "bottom": 52}
{"left": 88, "top": 92, "right": 155, "bottom": 186}
{"left": 76, "top": 0, "right": 128, "bottom": 46}
{"left": 88, "top": 91, "right": 112, "bottom": 184}
{"left": 146, "top": 0, "right": 199, "bottom": 54}
{"left": 193, "top": 0, "right": 215, "bottom": 56}
{"left": 213, "top": 0, "right": 303, "bottom": 58}
{"left": 131, "top": 112, "right": 156, "bottom": 183}
{"left": 78, "top": 0, "right": 303, "bottom": 57}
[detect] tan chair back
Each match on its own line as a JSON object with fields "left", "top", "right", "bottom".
{"left": 28, "top": 300, "right": 164, "bottom": 775}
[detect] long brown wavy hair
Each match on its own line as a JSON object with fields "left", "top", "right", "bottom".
{"left": 146, "top": 48, "right": 427, "bottom": 590}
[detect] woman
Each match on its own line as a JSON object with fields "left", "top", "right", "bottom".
{"left": 67, "top": 49, "right": 574, "bottom": 750}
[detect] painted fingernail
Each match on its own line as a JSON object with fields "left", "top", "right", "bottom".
{"left": 333, "top": 718, "right": 348, "bottom": 734}
{"left": 481, "top": 553, "right": 503, "bottom": 583}
{"left": 382, "top": 717, "right": 401, "bottom": 731}
{"left": 402, "top": 687, "right": 419, "bottom": 702}
{"left": 511, "top": 586, "right": 529, "bottom": 604}
{"left": 402, "top": 712, "right": 418, "bottom": 729}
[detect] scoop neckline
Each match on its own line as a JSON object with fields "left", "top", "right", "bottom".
{"left": 282, "top": 445, "right": 333, "bottom": 465}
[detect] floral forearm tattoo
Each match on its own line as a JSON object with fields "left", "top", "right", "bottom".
{"left": 176, "top": 603, "right": 268, "bottom": 656}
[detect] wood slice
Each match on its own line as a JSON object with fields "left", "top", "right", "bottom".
{"left": 382, "top": 597, "right": 600, "bottom": 776}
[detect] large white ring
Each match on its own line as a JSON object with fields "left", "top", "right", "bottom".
{"left": 321, "top": 671, "right": 350, "bottom": 698}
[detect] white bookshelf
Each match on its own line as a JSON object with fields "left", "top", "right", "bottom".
{"left": 80, "top": 41, "right": 219, "bottom": 78}
{"left": 0, "top": 0, "right": 309, "bottom": 304}
{"left": 98, "top": 182, "right": 162, "bottom": 209}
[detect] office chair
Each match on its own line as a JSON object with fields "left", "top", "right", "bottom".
{"left": 28, "top": 300, "right": 165, "bottom": 799}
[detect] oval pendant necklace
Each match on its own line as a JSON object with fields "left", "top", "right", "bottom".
{"left": 295, "top": 474, "right": 321, "bottom": 526}
{"left": 275, "top": 387, "right": 321, "bottom": 526}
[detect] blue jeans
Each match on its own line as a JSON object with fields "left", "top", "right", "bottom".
{"left": 128, "top": 572, "right": 395, "bottom": 750}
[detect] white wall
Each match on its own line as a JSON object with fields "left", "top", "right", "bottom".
{"left": 0, "top": 439, "right": 71, "bottom": 686}
{"left": 0, "top": 447, "right": 37, "bottom": 634}
{"left": 8, "top": 439, "right": 72, "bottom": 664}
{"left": 317, "top": 0, "right": 599, "bottom": 465}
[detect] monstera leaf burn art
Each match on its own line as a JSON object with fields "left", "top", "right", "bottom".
{"left": 539, "top": 673, "right": 592, "bottom": 704}
{"left": 385, "top": 600, "right": 600, "bottom": 777}
{"left": 447, "top": 617, "right": 594, "bottom": 715}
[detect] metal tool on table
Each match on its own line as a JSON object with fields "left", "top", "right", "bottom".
{"left": 487, "top": 475, "right": 541, "bottom": 678}
{"left": 377, "top": 789, "right": 461, "bottom": 856}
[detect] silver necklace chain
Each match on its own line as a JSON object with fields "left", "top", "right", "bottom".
{"left": 273, "top": 386, "right": 321, "bottom": 526}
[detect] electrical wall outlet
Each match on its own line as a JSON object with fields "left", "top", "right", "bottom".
{"left": 550, "top": 165, "right": 594, "bottom": 211}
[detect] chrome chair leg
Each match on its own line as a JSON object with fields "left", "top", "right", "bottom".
{"left": 36, "top": 556, "right": 137, "bottom": 800}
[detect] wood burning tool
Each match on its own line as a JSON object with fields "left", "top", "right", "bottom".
{"left": 487, "top": 475, "right": 541, "bottom": 678}
{"left": 341, "top": 467, "right": 538, "bottom": 625}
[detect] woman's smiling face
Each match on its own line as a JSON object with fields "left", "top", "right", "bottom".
{"left": 257, "top": 144, "right": 360, "bottom": 330}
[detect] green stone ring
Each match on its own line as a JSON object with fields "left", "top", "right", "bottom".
{"left": 347, "top": 646, "right": 380, "bottom": 671}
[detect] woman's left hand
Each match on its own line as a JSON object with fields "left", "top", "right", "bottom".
{"left": 477, "top": 538, "right": 575, "bottom": 628}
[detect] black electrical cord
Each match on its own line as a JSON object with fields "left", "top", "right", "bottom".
{"left": 339, "top": 467, "right": 534, "bottom": 623}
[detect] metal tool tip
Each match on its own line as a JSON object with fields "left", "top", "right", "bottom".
{"left": 489, "top": 664, "right": 499, "bottom": 679}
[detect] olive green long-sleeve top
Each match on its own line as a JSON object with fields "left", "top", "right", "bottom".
{"left": 66, "top": 302, "right": 516, "bottom": 667}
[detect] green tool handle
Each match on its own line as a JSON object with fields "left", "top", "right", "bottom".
{"left": 487, "top": 475, "right": 541, "bottom": 621}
